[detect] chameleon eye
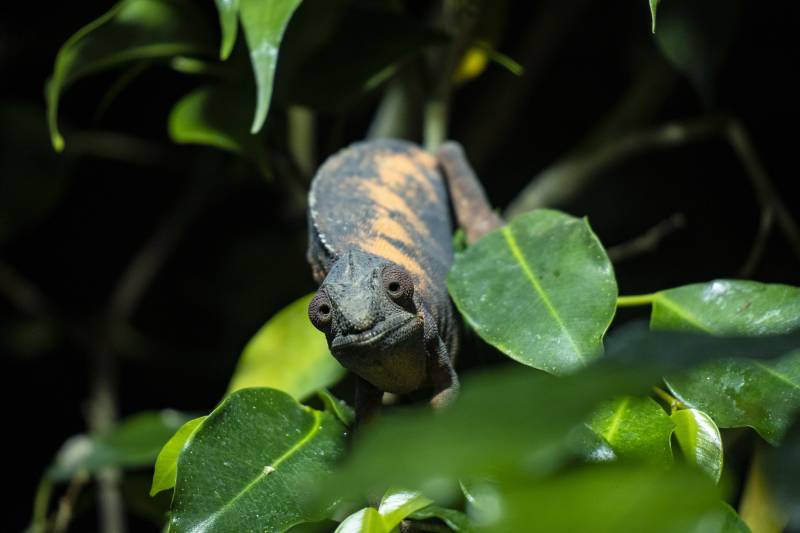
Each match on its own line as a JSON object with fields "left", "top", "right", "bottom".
{"left": 308, "top": 293, "right": 333, "bottom": 330}
{"left": 382, "top": 265, "right": 414, "bottom": 302}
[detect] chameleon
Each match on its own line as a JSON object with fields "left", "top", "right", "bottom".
{"left": 306, "top": 139, "right": 502, "bottom": 421}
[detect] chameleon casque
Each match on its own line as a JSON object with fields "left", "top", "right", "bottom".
{"left": 307, "top": 139, "right": 501, "bottom": 421}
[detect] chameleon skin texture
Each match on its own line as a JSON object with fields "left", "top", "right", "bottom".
{"left": 307, "top": 139, "right": 457, "bottom": 394}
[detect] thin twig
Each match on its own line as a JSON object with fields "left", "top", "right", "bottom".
{"left": 726, "top": 121, "right": 800, "bottom": 262}
{"left": 505, "top": 116, "right": 726, "bottom": 217}
{"left": 607, "top": 213, "right": 687, "bottom": 263}
{"left": 53, "top": 471, "right": 90, "bottom": 533}
{"left": 89, "top": 177, "right": 217, "bottom": 533}
{"left": 739, "top": 207, "right": 775, "bottom": 278}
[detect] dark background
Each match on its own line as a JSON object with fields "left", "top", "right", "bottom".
{"left": 2, "top": 0, "right": 798, "bottom": 530}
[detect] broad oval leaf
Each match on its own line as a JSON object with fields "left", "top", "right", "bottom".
{"left": 169, "top": 388, "right": 346, "bottom": 532}
{"left": 666, "top": 352, "right": 800, "bottom": 445}
{"left": 47, "top": 0, "right": 213, "bottom": 151}
{"left": 227, "top": 293, "right": 345, "bottom": 400}
{"left": 150, "top": 416, "right": 205, "bottom": 496}
{"left": 672, "top": 408, "right": 723, "bottom": 483}
{"left": 447, "top": 209, "right": 617, "bottom": 374}
{"left": 588, "top": 396, "right": 674, "bottom": 465}
{"left": 652, "top": 280, "right": 800, "bottom": 444}
{"left": 48, "top": 410, "right": 189, "bottom": 481}
{"left": 238, "top": 0, "right": 302, "bottom": 133}
{"left": 650, "top": 280, "right": 800, "bottom": 334}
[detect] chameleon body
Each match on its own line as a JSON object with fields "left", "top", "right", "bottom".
{"left": 307, "top": 139, "right": 501, "bottom": 419}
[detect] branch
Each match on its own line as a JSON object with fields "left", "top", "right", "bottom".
{"left": 607, "top": 213, "right": 686, "bottom": 263}
{"left": 505, "top": 116, "right": 726, "bottom": 217}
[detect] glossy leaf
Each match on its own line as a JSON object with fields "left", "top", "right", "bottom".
{"left": 665, "top": 351, "right": 800, "bottom": 445}
{"left": 672, "top": 408, "right": 723, "bottom": 483}
{"left": 336, "top": 490, "right": 433, "bottom": 533}
{"left": 650, "top": 280, "right": 800, "bottom": 334}
{"left": 238, "top": 0, "right": 302, "bottom": 133}
{"left": 227, "top": 293, "right": 345, "bottom": 400}
{"left": 169, "top": 388, "right": 346, "bottom": 532}
{"left": 168, "top": 85, "right": 270, "bottom": 176}
{"left": 46, "top": 0, "right": 213, "bottom": 151}
{"left": 48, "top": 410, "right": 189, "bottom": 481}
{"left": 651, "top": 280, "right": 800, "bottom": 444}
{"left": 336, "top": 508, "right": 383, "bottom": 533}
{"left": 150, "top": 416, "right": 205, "bottom": 496}
{"left": 213, "top": 0, "right": 239, "bottom": 60}
{"left": 588, "top": 396, "right": 674, "bottom": 465}
{"left": 649, "top": 0, "right": 660, "bottom": 33}
{"left": 377, "top": 490, "right": 433, "bottom": 530}
{"left": 491, "top": 465, "right": 720, "bottom": 533}
{"left": 317, "top": 389, "right": 354, "bottom": 427}
{"left": 447, "top": 209, "right": 617, "bottom": 374}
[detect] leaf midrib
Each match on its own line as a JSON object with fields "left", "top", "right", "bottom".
{"left": 188, "top": 410, "right": 323, "bottom": 531}
{"left": 502, "top": 226, "right": 584, "bottom": 360}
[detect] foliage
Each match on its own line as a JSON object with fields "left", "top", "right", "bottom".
{"left": 18, "top": 0, "right": 800, "bottom": 532}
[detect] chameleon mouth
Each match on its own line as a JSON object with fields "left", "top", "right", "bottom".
{"left": 331, "top": 315, "right": 420, "bottom": 350}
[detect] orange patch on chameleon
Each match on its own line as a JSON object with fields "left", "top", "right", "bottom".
{"left": 361, "top": 181, "right": 430, "bottom": 236}
{"left": 371, "top": 215, "right": 414, "bottom": 246}
{"left": 361, "top": 237, "right": 429, "bottom": 290}
{"left": 376, "top": 152, "right": 439, "bottom": 201}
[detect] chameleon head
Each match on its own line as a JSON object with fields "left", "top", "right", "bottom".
{"left": 308, "top": 249, "right": 427, "bottom": 393}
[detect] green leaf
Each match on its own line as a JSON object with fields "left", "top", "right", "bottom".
{"left": 150, "top": 416, "right": 205, "bottom": 496}
{"left": 672, "top": 408, "right": 723, "bottom": 483}
{"left": 238, "top": 0, "right": 303, "bottom": 133}
{"left": 336, "top": 508, "right": 384, "bottom": 533}
{"left": 665, "top": 351, "right": 800, "bottom": 445}
{"left": 335, "top": 490, "right": 435, "bottom": 533}
{"left": 447, "top": 209, "right": 617, "bottom": 374}
{"left": 649, "top": 0, "right": 660, "bottom": 33}
{"left": 650, "top": 280, "right": 800, "bottom": 444}
{"left": 168, "top": 85, "right": 270, "bottom": 176}
{"left": 213, "top": 0, "right": 239, "bottom": 60}
{"left": 46, "top": 0, "right": 213, "bottom": 151}
{"left": 317, "top": 389, "right": 355, "bottom": 427}
{"left": 408, "top": 505, "right": 474, "bottom": 532}
{"left": 689, "top": 503, "right": 751, "bottom": 533}
{"left": 492, "top": 464, "right": 720, "bottom": 533}
{"left": 227, "top": 293, "right": 344, "bottom": 399}
{"left": 322, "top": 366, "right": 664, "bottom": 504}
{"left": 588, "top": 396, "right": 674, "bottom": 465}
{"left": 650, "top": 280, "right": 800, "bottom": 334}
{"left": 377, "top": 490, "right": 433, "bottom": 530}
{"left": 48, "top": 410, "right": 189, "bottom": 481}
{"left": 169, "top": 388, "right": 346, "bottom": 532}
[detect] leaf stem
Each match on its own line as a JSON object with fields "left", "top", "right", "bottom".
{"left": 652, "top": 386, "right": 685, "bottom": 412}
{"left": 616, "top": 294, "right": 656, "bottom": 307}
